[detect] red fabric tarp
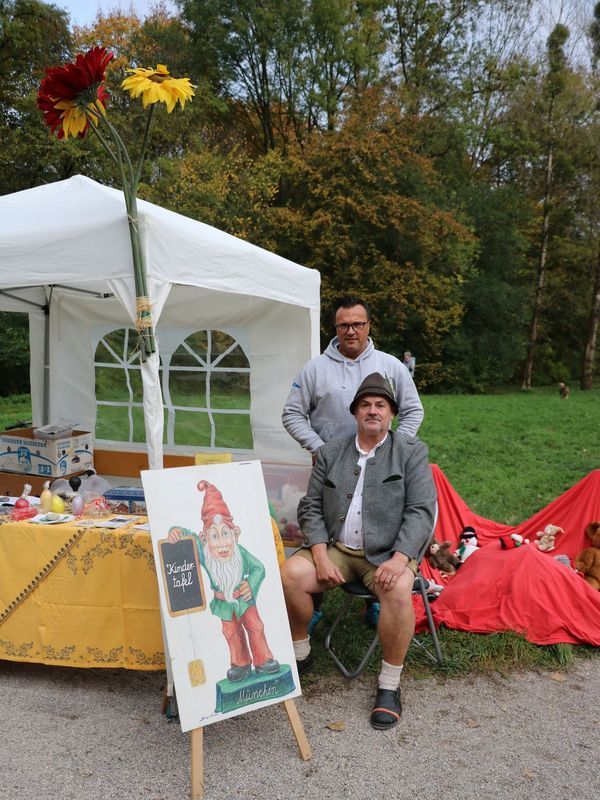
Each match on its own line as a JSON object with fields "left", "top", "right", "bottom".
{"left": 414, "top": 467, "right": 600, "bottom": 646}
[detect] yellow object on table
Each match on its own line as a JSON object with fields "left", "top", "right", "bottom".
{"left": 0, "top": 516, "right": 164, "bottom": 670}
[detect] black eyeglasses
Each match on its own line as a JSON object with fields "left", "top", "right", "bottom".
{"left": 335, "top": 321, "right": 369, "bottom": 333}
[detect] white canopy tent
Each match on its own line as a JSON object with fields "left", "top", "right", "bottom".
{"left": 0, "top": 176, "right": 320, "bottom": 468}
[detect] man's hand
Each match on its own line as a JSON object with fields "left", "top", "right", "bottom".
{"left": 167, "top": 526, "right": 184, "bottom": 543}
{"left": 237, "top": 580, "right": 252, "bottom": 601}
{"left": 312, "top": 545, "right": 346, "bottom": 587}
{"left": 374, "top": 553, "right": 410, "bottom": 592}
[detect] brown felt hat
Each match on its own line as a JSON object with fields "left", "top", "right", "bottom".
{"left": 349, "top": 372, "right": 399, "bottom": 415}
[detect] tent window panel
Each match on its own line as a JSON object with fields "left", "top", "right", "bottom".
{"left": 96, "top": 367, "right": 129, "bottom": 403}
{"left": 212, "top": 413, "right": 253, "bottom": 450}
{"left": 173, "top": 411, "right": 212, "bottom": 447}
{"left": 95, "top": 366, "right": 143, "bottom": 403}
{"left": 95, "top": 340, "right": 118, "bottom": 364}
{"left": 210, "top": 373, "right": 251, "bottom": 409}
{"left": 96, "top": 404, "right": 134, "bottom": 442}
{"left": 102, "top": 328, "right": 139, "bottom": 360}
{"left": 210, "top": 334, "right": 247, "bottom": 368}
{"left": 171, "top": 332, "right": 208, "bottom": 366}
{"left": 214, "top": 346, "right": 249, "bottom": 368}
{"left": 169, "top": 371, "right": 207, "bottom": 407}
{"left": 131, "top": 406, "right": 147, "bottom": 443}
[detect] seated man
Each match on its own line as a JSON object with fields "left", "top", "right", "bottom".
{"left": 281, "top": 372, "right": 437, "bottom": 731}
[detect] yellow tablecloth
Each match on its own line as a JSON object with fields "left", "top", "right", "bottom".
{"left": 0, "top": 516, "right": 164, "bottom": 670}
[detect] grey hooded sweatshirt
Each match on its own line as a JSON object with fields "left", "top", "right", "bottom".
{"left": 282, "top": 337, "right": 424, "bottom": 454}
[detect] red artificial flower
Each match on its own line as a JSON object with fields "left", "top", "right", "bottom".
{"left": 37, "top": 47, "right": 114, "bottom": 139}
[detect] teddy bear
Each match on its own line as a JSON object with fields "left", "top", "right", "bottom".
{"left": 535, "top": 523, "right": 563, "bottom": 552}
{"left": 428, "top": 540, "right": 462, "bottom": 575}
{"left": 574, "top": 521, "right": 600, "bottom": 590}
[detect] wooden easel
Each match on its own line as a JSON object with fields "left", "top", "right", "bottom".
{"left": 189, "top": 698, "right": 311, "bottom": 800}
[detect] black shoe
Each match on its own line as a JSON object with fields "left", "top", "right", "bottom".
{"left": 226, "top": 664, "right": 252, "bottom": 682}
{"left": 370, "top": 687, "right": 402, "bottom": 730}
{"left": 255, "top": 659, "right": 280, "bottom": 675}
{"left": 296, "top": 653, "right": 314, "bottom": 676}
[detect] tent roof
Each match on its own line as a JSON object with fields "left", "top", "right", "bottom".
{"left": 0, "top": 175, "right": 319, "bottom": 308}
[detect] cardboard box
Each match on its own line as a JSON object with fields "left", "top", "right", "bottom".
{"left": 0, "top": 428, "right": 94, "bottom": 478}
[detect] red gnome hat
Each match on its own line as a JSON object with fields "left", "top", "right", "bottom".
{"left": 197, "top": 480, "right": 234, "bottom": 530}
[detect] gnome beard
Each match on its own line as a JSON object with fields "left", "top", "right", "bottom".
{"left": 203, "top": 542, "right": 244, "bottom": 603}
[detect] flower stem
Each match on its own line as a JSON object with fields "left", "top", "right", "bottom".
{"left": 88, "top": 103, "right": 156, "bottom": 360}
{"left": 135, "top": 104, "right": 155, "bottom": 187}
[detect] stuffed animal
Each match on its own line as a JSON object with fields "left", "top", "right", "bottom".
{"left": 455, "top": 526, "right": 480, "bottom": 562}
{"left": 554, "top": 554, "right": 574, "bottom": 570}
{"left": 574, "top": 521, "right": 600, "bottom": 590}
{"left": 428, "top": 540, "right": 461, "bottom": 575}
{"left": 535, "top": 523, "right": 563, "bottom": 552}
{"left": 499, "top": 533, "right": 529, "bottom": 550}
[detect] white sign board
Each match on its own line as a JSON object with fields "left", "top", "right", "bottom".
{"left": 142, "top": 461, "right": 300, "bottom": 733}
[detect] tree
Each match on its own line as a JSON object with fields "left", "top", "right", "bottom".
{"left": 521, "top": 24, "right": 571, "bottom": 389}
{"left": 0, "top": 0, "right": 75, "bottom": 194}
{"left": 258, "top": 91, "right": 476, "bottom": 387}
{"left": 580, "top": 1, "right": 600, "bottom": 389}
{"left": 179, "top": 0, "right": 385, "bottom": 152}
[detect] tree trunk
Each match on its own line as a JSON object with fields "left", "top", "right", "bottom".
{"left": 581, "top": 246, "right": 600, "bottom": 390}
{"left": 522, "top": 147, "right": 553, "bottom": 389}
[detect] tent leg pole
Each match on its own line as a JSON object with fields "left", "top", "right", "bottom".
{"left": 43, "top": 302, "right": 50, "bottom": 425}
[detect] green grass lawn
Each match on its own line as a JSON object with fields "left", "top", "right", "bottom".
{"left": 420, "top": 386, "right": 599, "bottom": 524}
{"left": 0, "top": 394, "right": 31, "bottom": 431}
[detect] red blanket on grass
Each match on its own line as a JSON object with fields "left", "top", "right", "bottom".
{"left": 414, "top": 467, "right": 600, "bottom": 646}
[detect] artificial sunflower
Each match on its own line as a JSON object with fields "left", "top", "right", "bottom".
{"left": 122, "top": 64, "right": 194, "bottom": 112}
{"left": 37, "top": 47, "right": 113, "bottom": 139}
{"left": 38, "top": 48, "right": 194, "bottom": 360}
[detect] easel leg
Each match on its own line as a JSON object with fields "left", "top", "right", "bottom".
{"left": 282, "top": 699, "right": 312, "bottom": 761}
{"left": 190, "top": 727, "right": 204, "bottom": 800}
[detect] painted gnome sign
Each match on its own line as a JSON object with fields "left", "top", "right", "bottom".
{"left": 142, "top": 461, "right": 300, "bottom": 733}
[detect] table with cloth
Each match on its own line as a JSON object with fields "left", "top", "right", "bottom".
{"left": 0, "top": 516, "right": 165, "bottom": 669}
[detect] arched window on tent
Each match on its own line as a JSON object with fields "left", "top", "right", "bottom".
{"left": 94, "top": 328, "right": 253, "bottom": 451}
{"left": 94, "top": 327, "right": 147, "bottom": 443}
{"left": 163, "top": 330, "right": 253, "bottom": 451}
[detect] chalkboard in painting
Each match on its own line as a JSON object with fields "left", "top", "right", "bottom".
{"left": 159, "top": 537, "right": 206, "bottom": 616}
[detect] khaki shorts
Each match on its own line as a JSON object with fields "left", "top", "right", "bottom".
{"left": 294, "top": 542, "right": 417, "bottom": 593}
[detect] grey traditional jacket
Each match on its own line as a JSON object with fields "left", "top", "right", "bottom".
{"left": 297, "top": 431, "right": 437, "bottom": 565}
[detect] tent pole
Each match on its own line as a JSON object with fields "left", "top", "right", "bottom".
{"left": 43, "top": 301, "right": 50, "bottom": 425}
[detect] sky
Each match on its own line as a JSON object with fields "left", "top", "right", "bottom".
{"left": 56, "top": 1, "right": 176, "bottom": 27}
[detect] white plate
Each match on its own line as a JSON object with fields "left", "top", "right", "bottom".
{"left": 28, "top": 513, "right": 75, "bottom": 525}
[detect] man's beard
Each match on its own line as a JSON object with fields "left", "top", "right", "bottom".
{"left": 203, "top": 544, "right": 244, "bottom": 602}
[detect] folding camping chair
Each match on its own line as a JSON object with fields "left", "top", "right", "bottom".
{"left": 323, "top": 503, "right": 443, "bottom": 678}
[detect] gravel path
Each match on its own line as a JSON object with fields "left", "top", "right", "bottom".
{"left": 1, "top": 657, "right": 598, "bottom": 800}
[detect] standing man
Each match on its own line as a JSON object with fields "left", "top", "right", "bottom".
{"left": 281, "top": 372, "right": 436, "bottom": 730}
{"left": 282, "top": 296, "right": 423, "bottom": 457}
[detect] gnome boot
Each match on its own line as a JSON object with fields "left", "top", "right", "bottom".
{"left": 226, "top": 664, "right": 252, "bottom": 682}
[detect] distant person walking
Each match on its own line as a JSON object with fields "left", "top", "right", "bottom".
{"left": 403, "top": 351, "right": 416, "bottom": 378}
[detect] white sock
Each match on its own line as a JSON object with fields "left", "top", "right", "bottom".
{"left": 378, "top": 660, "right": 403, "bottom": 690}
{"left": 293, "top": 637, "right": 311, "bottom": 661}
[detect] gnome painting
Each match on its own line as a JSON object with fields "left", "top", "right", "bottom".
{"left": 142, "top": 461, "right": 300, "bottom": 733}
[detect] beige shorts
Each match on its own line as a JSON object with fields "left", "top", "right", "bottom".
{"left": 294, "top": 542, "right": 417, "bottom": 593}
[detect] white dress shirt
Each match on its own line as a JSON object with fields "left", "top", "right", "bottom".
{"left": 338, "top": 433, "right": 388, "bottom": 550}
